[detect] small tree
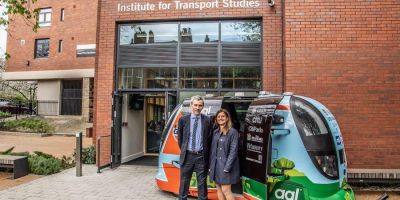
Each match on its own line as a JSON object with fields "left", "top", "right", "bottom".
{"left": 1, "top": 0, "right": 40, "bottom": 59}
{"left": 0, "top": 57, "right": 37, "bottom": 104}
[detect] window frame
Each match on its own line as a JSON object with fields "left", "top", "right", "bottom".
{"left": 38, "top": 8, "right": 52, "bottom": 27}
{"left": 34, "top": 38, "right": 50, "bottom": 58}
{"left": 58, "top": 40, "right": 63, "bottom": 53}
{"left": 60, "top": 8, "right": 65, "bottom": 21}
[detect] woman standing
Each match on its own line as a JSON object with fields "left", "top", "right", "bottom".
{"left": 209, "top": 109, "right": 240, "bottom": 200}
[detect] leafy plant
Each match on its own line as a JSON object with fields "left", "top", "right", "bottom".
{"left": 0, "top": 111, "right": 12, "bottom": 118}
{"left": 29, "top": 154, "right": 62, "bottom": 175}
{"left": 1, "top": 148, "right": 75, "bottom": 175}
{"left": 74, "top": 145, "right": 96, "bottom": 164}
{"left": 0, "top": 146, "right": 15, "bottom": 154}
{"left": 60, "top": 155, "right": 75, "bottom": 169}
{"left": 2, "top": 117, "right": 54, "bottom": 133}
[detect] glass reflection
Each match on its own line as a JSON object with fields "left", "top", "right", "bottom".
{"left": 180, "top": 67, "right": 218, "bottom": 89}
{"left": 180, "top": 23, "right": 218, "bottom": 43}
{"left": 221, "top": 66, "right": 261, "bottom": 89}
{"left": 119, "top": 24, "right": 178, "bottom": 45}
{"left": 119, "top": 67, "right": 177, "bottom": 89}
{"left": 221, "top": 21, "right": 261, "bottom": 42}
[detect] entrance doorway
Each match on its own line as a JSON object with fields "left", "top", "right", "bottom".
{"left": 113, "top": 91, "right": 176, "bottom": 165}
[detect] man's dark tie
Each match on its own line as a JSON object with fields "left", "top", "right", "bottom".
{"left": 191, "top": 117, "right": 199, "bottom": 151}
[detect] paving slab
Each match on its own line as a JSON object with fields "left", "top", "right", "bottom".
{"left": 0, "top": 165, "right": 179, "bottom": 200}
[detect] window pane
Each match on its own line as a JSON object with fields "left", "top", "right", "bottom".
{"left": 221, "top": 21, "right": 261, "bottom": 42}
{"left": 46, "top": 13, "right": 51, "bottom": 22}
{"left": 221, "top": 66, "right": 261, "bottom": 89}
{"left": 119, "top": 24, "right": 178, "bottom": 45}
{"left": 39, "top": 14, "right": 45, "bottom": 22}
{"left": 180, "top": 67, "right": 218, "bottom": 89}
{"left": 292, "top": 99, "right": 329, "bottom": 136}
{"left": 180, "top": 23, "right": 218, "bottom": 43}
{"left": 36, "top": 39, "right": 49, "bottom": 58}
{"left": 39, "top": 8, "right": 52, "bottom": 27}
{"left": 119, "top": 67, "right": 177, "bottom": 89}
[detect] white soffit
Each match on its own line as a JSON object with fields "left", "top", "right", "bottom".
{"left": 2, "top": 69, "right": 95, "bottom": 81}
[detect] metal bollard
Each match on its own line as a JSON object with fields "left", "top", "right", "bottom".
{"left": 76, "top": 132, "right": 82, "bottom": 177}
{"left": 97, "top": 136, "right": 101, "bottom": 173}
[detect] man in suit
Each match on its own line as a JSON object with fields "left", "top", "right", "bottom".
{"left": 178, "top": 95, "right": 212, "bottom": 200}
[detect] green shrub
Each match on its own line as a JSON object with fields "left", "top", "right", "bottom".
{"left": 0, "top": 111, "right": 12, "bottom": 118}
{"left": 73, "top": 145, "right": 96, "bottom": 164}
{"left": 29, "top": 154, "right": 62, "bottom": 175}
{"left": 1, "top": 148, "right": 75, "bottom": 175}
{"left": 61, "top": 155, "right": 75, "bottom": 169}
{"left": 2, "top": 117, "right": 54, "bottom": 133}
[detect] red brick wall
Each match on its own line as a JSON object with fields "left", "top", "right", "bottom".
{"left": 285, "top": 1, "right": 400, "bottom": 168}
{"left": 5, "top": 0, "right": 98, "bottom": 72}
{"left": 94, "top": 0, "right": 283, "bottom": 167}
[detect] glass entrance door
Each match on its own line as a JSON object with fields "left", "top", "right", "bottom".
{"left": 145, "top": 95, "right": 165, "bottom": 154}
{"left": 145, "top": 92, "right": 177, "bottom": 154}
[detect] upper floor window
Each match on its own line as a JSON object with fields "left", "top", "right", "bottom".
{"left": 119, "top": 23, "right": 178, "bottom": 45}
{"left": 180, "top": 22, "right": 218, "bottom": 43}
{"left": 39, "top": 8, "right": 52, "bottom": 27}
{"left": 35, "top": 39, "right": 50, "bottom": 58}
{"left": 60, "top": 8, "right": 65, "bottom": 21}
{"left": 221, "top": 21, "right": 261, "bottom": 42}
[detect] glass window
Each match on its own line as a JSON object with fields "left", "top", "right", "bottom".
{"left": 58, "top": 40, "right": 63, "bottom": 53}
{"left": 119, "top": 24, "right": 178, "bottom": 45}
{"left": 39, "top": 8, "right": 52, "bottom": 27}
{"left": 180, "top": 22, "right": 218, "bottom": 43}
{"left": 221, "top": 66, "right": 261, "bottom": 89}
{"left": 180, "top": 67, "right": 218, "bottom": 89}
{"left": 60, "top": 8, "right": 65, "bottom": 21}
{"left": 221, "top": 21, "right": 261, "bottom": 42}
{"left": 292, "top": 98, "right": 329, "bottom": 136}
{"left": 35, "top": 39, "right": 49, "bottom": 58}
{"left": 119, "top": 67, "right": 177, "bottom": 89}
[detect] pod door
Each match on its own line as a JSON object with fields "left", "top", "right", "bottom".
{"left": 241, "top": 96, "right": 282, "bottom": 200}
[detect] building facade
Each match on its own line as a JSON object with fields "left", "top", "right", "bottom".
{"left": 4, "top": 0, "right": 98, "bottom": 121}
{"left": 94, "top": 0, "right": 400, "bottom": 174}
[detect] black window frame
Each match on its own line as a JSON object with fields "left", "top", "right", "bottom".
{"left": 34, "top": 38, "right": 50, "bottom": 58}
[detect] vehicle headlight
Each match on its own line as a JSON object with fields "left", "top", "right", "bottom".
{"left": 314, "top": 155, "right": 338, "bottom": 178}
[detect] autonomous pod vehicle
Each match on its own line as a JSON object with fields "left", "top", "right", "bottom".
{"left": 156, "top": 92, "right": 355, "bottom": 200}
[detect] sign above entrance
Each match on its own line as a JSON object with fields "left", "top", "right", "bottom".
{"left": 117, "top": 0, "right": 261, "bottom": 12}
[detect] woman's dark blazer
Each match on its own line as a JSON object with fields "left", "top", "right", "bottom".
{"left": 209, "top": 127, "right": 240, "bottom": 184}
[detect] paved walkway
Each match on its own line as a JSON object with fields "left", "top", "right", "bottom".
{"left": 0, "top": 165, "right": 179, "bottom": 200}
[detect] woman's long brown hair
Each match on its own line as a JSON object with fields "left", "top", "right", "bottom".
{"left": 215, "top": 109, "right": 232, "bottom": 135}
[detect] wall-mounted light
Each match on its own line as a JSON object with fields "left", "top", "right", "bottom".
{"left": 26, "top": 60, "right": 30, "bottom": 66}
{"left": 268, "top": 0, "right": 275, "bottom": 7}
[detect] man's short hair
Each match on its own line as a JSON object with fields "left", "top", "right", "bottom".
{"left": 190, "top": 95, "right": 204, "bottom": 105}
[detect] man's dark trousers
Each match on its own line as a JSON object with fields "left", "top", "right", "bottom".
{"left": 179, "top": 151, "right": 207, "bottom": 200}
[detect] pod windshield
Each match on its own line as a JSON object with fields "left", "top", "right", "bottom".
{"left": 291, "top": 97, "right": 338, "bottom": 179}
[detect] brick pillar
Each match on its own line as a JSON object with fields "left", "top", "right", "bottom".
{"left": 82, "top": 77, "right": 90, "bottom": 122}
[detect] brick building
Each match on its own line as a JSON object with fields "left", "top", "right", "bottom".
{"left": 4, "top": 0, "right": 98, "bottom": 121}
{"left": 93, "top": 0, "right": 400, "bottom": 177}
{"left": 4, "top": 0, "right": 399, "bottom": 180}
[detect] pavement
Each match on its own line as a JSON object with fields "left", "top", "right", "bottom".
{"left": 0, "top": 165, "right": 178, "bottom": 200}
